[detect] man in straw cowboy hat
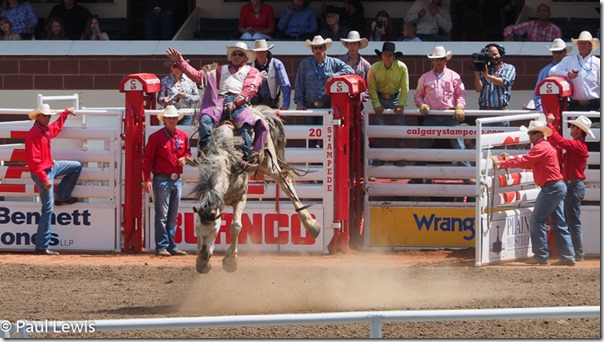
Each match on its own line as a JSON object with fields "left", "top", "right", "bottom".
{"left": 367, "top": 41, "right": 408, "bottom": 166}
{"left": 25, "top": 104, "right": 82, "bottom": 255}
{"left": 294, "top": 35, "right": 353, "bottom": 146}
{"left": 142, "top": 105, "right": 191, "bottom": 257}
{"left": 531, "top": 38, "right": 572, "bottom": 111}
{"left": 546, "top": 114, "right": 594, "bottom": 261}
{"left": 250, "top": 39, "right": 292, "bottom": 110}
{"left": 492, "top": 120, "right": 576, "bottom": 266}
{"left": 549, "top": 30, "right": 600, "bottom": 112}
{"left": 166, "top": 42, "right": 267, "bottom": 166}
{"left": 338, "top": 30, "right": 371, "bottom": 82}
{"left": 412, "top": 46, "right": 470, "bottom": 184}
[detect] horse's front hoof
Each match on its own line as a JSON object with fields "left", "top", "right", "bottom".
{"left": 222, "top": 256, "right": 238, "bottom": 273}
{"left": 196, "top": 255, "right": 212, "bottom": 274}
{"left": 306, "top": 219, "right": 321, "bottom": 239}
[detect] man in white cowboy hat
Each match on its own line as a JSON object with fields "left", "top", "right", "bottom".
{"left": 294, "top": 35, "right": 354, "bottom": 145}
{"left": 25, "top": 104, "right": 82, "bottom": 255}
{"left": 492, "top": 120, "right": 576, "bottom": 266}
{"left": 158, "top": 59, "right": 200, "bottom": 126}
{"left": 549, "top": 30, "right": 600, "bottom": 112}
{"left": 142, "top": 105, "right": 191, "bottom": 257}
{"left": 338, "top": 30, "right": 371, "bottom": 82}
{"left": 413, "top": 46, "right": 470, "bottom": 183}
{"left": 531, "top": 38, "right": 572, "bottom": 111}
{"left": 166, "top": 43, "right": 267, "bottom": 165}
{"left": 546, "top": 114, "right": 594, "bottom": 261}
{"left": 367, "top": 41, "right": 408, "bottom": 166}
{"left": 251, "top": 39, "right": 292, "bottom": 110}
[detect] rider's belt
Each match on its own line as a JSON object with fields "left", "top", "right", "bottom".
{"left": 218, "top": 92, "right": 238, "bottom": 99}
{"left": 565, "top": 178, "right": 583, "bottom": 185}
{"left": 542, "top": 180, "right": 562, "bottom": 187}
{"left": 378, "top": 92, "right": 399, "bottom": 100}
{"left": 570, "top": 99, "right": 599, "bottom": 107}
{"left": 156, "top": 173, "right": 180, "bottom": 180}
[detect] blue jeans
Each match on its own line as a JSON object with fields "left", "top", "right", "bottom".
{"left": 198, "top": 114, "right": 215, "bottom": 150}
{"left": 565, "top": 180, "right": 585, "bottom": 258}
{"left": 177, "top": 114, "right": 193, "bottom": 126}
{"left": 418, "top": 115, "right": 470, "bottom": 167}
{"left": 30, "top": 160, "right": 82, "bottom": 249}
{"left": 372, "top": 96, "right": 405, "bottom": 149}
{"left": 153, "top": 175, "right": 182, "bottom": 252}
{"left": 529, "top": 181, "right": 575, "bottom": 262}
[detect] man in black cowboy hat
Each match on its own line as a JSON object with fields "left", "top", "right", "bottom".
{"left": 367, "top": 41, "right": 409, "bottom": 166}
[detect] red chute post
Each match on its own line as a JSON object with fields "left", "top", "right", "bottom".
{"left": 119, "top": 74, "right": 161, "bottom": 252}
{"left": 536, "top": 76, "right": 572, "bottom": 133}
{"left": 326, "top": 75, "right": 366, "bottom": 253}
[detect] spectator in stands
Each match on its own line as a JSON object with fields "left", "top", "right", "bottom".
{"left": 0, "top": 0, "right": 37, "bottom": 40}
{"left": 48, "top": 0, "right": 91, "bottom": 40}
{"left": 492, "top": 120, "right": 576, "bottom": 266}
{"left": 338, "top": 30, "right": 370, "bottom": 104}
{"left": 294, "top": 35, "right": 354, "bottom": 146}
{"left": 414, "top": 46, "right": 471, "bottom": 178}
{"left": 158, "top": 59, "right": 200, "bottom": 125}
{"left": 546, "top": 114, "right": 593, "bottom": 262}
{"left": 238, "top": 0, "right": 275, "bottom": 41}
{"left": 142, "top": 105, "right": 190, "bottom": 257}
{"left": 320, "top": 0, "right": 365, "bottom": 34}
{"left": 250, "top": 39, "right": 292, "bottom": 110}
{"left": 472, "top": 43, "right": 516, "bottom": 126}
{"left": 503, "top": 3, "right": 561, "bottom": 42}
{"left": 367, "top": 41, "right": 409, "bottom": 166}
{"left": 277, "top": 0, "right": 318, "bottom": 40}
{"left": 142, "top": 0, "right": 180, "bottom": 40}
{"left": 319, "top": 5, "right": 349, "bottom": 41}
{"left": 45, "top": 16, "right": 66, "bottom": 40}
{"left": 368, "top": 10, "right": 397, "bottom": 41}
{"left": 0, "top": 15, "right": 20, "bottom": 40}
{"left": 404, "top": 0, "right": 452, "bottom": 41}
{"left": 26, "top": 104, "right": 82, "bottom": 256}
{"left": 166, "top": 43, "right": 265, "bottom": 167}
{"left": 399, "top": 21, "right": 421, "bottom": 42}
{"left": 80, "top": 15, "right": 109, "bottom": 40}
{"left": 531, "top": 38, "right": 572, "bottom": 111}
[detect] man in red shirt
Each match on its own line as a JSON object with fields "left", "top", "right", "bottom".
{"left": 25, "top": 104, "right": 82, "bottom": 255}
{"left": 546, "top": 114, "right": 593, "bottom": 261}
{"left": 143, "top": 106, "right": 191, "bottom": 257}
{"left": 492, "top": 120, "right": 576, "bottom": 266}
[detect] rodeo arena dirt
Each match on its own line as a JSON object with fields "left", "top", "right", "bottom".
{"left": 0, "top": 75, "right": 601, "bottom": 339}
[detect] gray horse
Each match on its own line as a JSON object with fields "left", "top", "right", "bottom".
{"left": 190, "top": 106, "right": 321, "bottom": 273}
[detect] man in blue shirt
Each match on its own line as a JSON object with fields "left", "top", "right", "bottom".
{"left": 251, "top": 39, "right": 292, "bottom": 110}
{"left": 531, "top": 38, "right": 571, "bottom": 111}
{"left": 278, "top": 0, "right": 318, "bottom": 40}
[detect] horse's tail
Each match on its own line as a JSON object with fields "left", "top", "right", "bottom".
{"left": 266, "top": 115, "right": 310, "bottom": 177}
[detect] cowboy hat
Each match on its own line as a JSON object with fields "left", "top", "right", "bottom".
{"left": 568, "top": 115, "right": 595, "bottom": 138}
{"left": 340, "top": 30, "right": 368, "bottom": 50}
{"left": 157, "top": 105, "right": 183, "bottom": 122}
{"left": 163, "top": 59, "right": 190, "bottom": 70}
{"left": 375, "top": 41, "right": 403, "bottom": 58}
{"left": 520, "top": 120, "right": 552, "bottom": 137}
{"left": 571, "top": 31, "right": 600, "bottom": 52}
{"left": 305, "top": 35, "right": 333, "bottom": 51}
{"left": 252, "top": 39, "right": 274, "bottom": 52}
{"left": 547, "top": 38, "right": 572, "bottom": 53}
{"left": 427, "top": 46, "right": 452, "bottom": 60}
{"left": 226, "top": 41, "right": 256, "bottom": 63}
{"left": 29, "top": 104, "right": 56, "bottom": 120}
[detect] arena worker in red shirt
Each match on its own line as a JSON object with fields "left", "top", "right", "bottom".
{"left": 546, "top": 114, "right": 594, "bottom": 261}
{"left": 142, "top": 105, "right": 191, "bottom": 257}
{"left": 238, "top": 0, "right": 275, "bottom": 41}
{"left": 491, "top": 120, "right": 576, "bottom": 266}
{"left": 25, "top": 104, "right": 82, "bottom": 255}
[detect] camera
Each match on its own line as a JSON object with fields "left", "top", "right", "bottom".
{"left": 376, "top": 17, "right": 383, "bottom": 29}
{"left": 471, "top": 50, "right": 493, "bottom": 72}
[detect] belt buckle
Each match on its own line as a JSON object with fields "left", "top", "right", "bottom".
{"left": 170, "top": 173, "right": 179, "bottom": 180}
{"left": 153, "top": 6, "right": 161, "bottom": 13}
{"left": 314, "top": 101, "right": 324, "bottom": 107}
{"left": 579, "top": 100, "right": 589, "bottom": 106}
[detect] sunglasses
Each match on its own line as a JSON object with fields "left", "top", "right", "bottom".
{"left": 312, "top": 45, "right": 326, "bottom": 50}
{"left": 231, "top": 51, "right": 246, "bottom": 57}
{"left": 170, "top": 63, "right": 178, "bottom": 68}
{"left": 433, "top": 57, "right": 446, "bottom": 61}
{"left": 527, "top": 131, "right": 541, "bottom": 136}
{"left": 552, "top": 50, "right": 565, "bottom": 55}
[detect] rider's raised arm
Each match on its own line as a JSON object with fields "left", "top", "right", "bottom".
{"left": 176, "top": 58, "right": 206, "bottom": 85}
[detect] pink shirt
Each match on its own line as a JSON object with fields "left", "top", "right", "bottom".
{"left": 414, "top": 67, "right": 466, "bottom": 110}
{"left": 499, "top": 138, "right": 563, "bottom": 186}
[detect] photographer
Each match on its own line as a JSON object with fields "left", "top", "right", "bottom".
{"left": 472, "top": 43, "right": 516, "bottom": 126}
{"left": 368, "top": 10, "right": 397, "bottom": 41}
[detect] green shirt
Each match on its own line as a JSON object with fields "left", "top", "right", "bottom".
{"left": 367, "top": 60, "right": 409, "bottom": 109}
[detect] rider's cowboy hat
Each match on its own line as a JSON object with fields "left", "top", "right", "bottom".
{"left": 340, "top": 30, "right": 368, "bottom": 50}
{"left": 252, "top": 39, "right": 274, "bottom": 52}
{"left": 305, "top": 35, "right": 333, "bottom": 51}
{"left": 547, "top": 38, "right": 572, "bottom": 53}
{"left": 226, "top": 41, "right": 256, "bottom": 63}
{"left": 520, "top": 120, "right": 552, "bottom": 137}
{"left": 29, "top": 104, "right": 56, "bottom": 120}
{"left": 374, "top": 41, "right": 403, "bottom": 58}
{"left": 157, "top": 105, "right": 183, "bottom": 122}
{"left": 163, "top": 59, "right": 190, "bottom": 70}
{"left": 568, "top": 115, "right": 595, "bottom": 138}
{"left": 571, "top": 31, "right": 600, "bottom": 52}
{"left": 427, "top": 46, "right": 452, "bottom": 60}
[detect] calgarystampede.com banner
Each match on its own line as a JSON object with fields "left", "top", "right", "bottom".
{"left": 0, "top": 319, "right": 96, "bottom": 334}
{"left": 406, "top": 128, "right": 505, "bottom": 137}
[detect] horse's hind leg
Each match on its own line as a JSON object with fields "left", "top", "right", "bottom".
{"left": 222, "top": 199, "right": 245, "bottom": 272}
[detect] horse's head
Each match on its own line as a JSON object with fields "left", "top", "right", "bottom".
{"left": 193, "top": 189, "right": 225, "bottom": 225}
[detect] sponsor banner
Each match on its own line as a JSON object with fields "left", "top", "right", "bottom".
{"left": 147, "top": 204, "right": 325, "bottom": 253}
{"left": 479, "top": 208, "right": 533, "bottom": 264}
{"left": 368, "top": 207, "right": 475, "bottom": 247}
{"left": 0, "top": 204, "right": 117, "bottom": 251}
